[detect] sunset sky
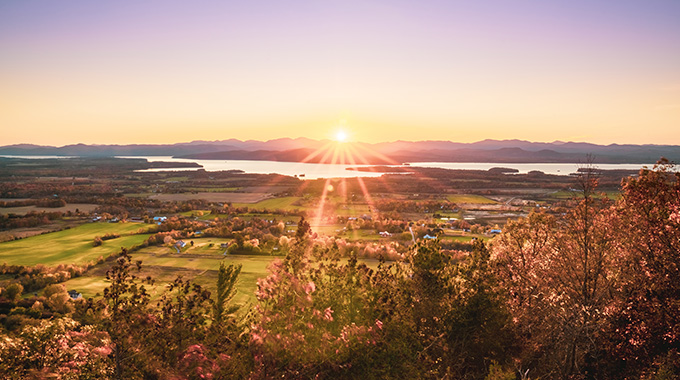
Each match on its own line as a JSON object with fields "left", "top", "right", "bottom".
{"left": 1, "top": 1, "right": 679, "bottom": 146}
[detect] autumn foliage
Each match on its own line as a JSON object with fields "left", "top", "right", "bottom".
{"left": 0, "top": 161, "right": 679, "bottom": 379}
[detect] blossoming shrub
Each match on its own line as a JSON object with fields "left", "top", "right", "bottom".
{"left": 0, "top": 317, "right": 113, "bottom": 379}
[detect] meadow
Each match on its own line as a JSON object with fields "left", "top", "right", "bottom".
{"left": 62, "top": 239, "right": 279, "bottom": 304}
{"left": 446, "top": 194, "right": 498, "bottom": 204}
{"left": 0, "top": 222, "right": 154, "bottom": 267}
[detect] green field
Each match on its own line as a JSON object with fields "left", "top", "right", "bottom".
{"left": 60, "top": 238, "right": 280, "bottom": 304}
{"left": 447, "top": 194, "right": 498, "bottom": 204}
{"left": 182, "top": 187, "right": 239, "bottom": 192}
{"left": 60, "top": 238, "right": 389, "bottom": 306}
{"left": 334, "top": 204, "right": 373, "bottom": 216}
{"left": 232, "top": 196, "right": 304, "bottom": 211}
{"left": 0, "top": 222, "right": 154, "bottom": 266}
{"left": 550, "top": 190, "right": 621, "bottom": 200}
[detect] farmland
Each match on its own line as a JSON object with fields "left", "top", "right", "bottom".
{"left": 61, "top": 239, "right": 279, "bottom": 304}
{"left": 0, "top": 222, "right": 154, "bottom": 266}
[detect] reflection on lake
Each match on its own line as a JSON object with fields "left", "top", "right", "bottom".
{"left": 123, "top": 157, "right": 389, "bottom": 180}
{"left": 2, "top": 155, "right": 653, "bottom": 179}
{"left": 406, "top": 162, "right": 653, "bottom": 176}
{"left": 126, "top": 156, "right": 653, "bottom": 178}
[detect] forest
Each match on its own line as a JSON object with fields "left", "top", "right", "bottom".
{"left": 0, "top": 159, "right": 677, "bottom": 379}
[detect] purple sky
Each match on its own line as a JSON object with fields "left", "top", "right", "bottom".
{"left": 1, "top": 0, "right": 679, "bottom": 145}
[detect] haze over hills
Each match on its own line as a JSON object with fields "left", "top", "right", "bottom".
{"left": 1, "top": 139, "right": 679, "bottom": 165}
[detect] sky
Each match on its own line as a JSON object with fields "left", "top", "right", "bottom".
{"left": 1, "top": 0, "right": 679, "bottom": 146}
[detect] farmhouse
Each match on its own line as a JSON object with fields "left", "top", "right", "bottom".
{"left": 68, "top": 290, "right": 82, "bottom": 300}
{"left": 153, "top": 216, "right": 167, "bottom": 225}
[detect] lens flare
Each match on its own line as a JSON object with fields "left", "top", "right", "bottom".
{"left": 335, "top": 130, "right": 347, "bottom": 142}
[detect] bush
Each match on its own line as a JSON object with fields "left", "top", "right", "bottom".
{"left": 4, "top": 283, "right": 24, "bottom": 301}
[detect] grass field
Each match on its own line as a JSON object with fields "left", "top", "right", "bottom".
{"left": 182, "top": 187, "right": 239, "bottom": 192}
{"left": 232, "top": 196, "right": 304, "bottom": 211}
{"left": 447, "top": 194, "right": 498, "bottom": 204}
{"left": 0, "top": 203, "right": 99, "bottom": 215}
{"left": 334, "top": 204, "right": 372, "bottom": 216}
{"left": 0, "top": 222, "right": 154, "bottom": 266}
{"left": 61, "top": 239, "right": 389, "bottom": 306}
{"left": 151, "top": 192, "right": 271, "bottom": 203}
{"left": 61, "top": 238, "right": 280, "bottom": 304}
{"left": 550, "top": 190, "right": 621, "bottom": 200}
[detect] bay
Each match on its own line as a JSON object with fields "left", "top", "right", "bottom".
{"left": 126, "top": 156, "right": 653, "bottom": 178}
{"left": 2, "top": 155, "right": 654, "bottom": 179}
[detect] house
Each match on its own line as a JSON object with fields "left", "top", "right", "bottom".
{"left": 379, "top": 231, "right": 392, "bottom": 237}
{"left": 174, "top": 240, "right": 186, "bottom": 253}
{"left": 153, "top": 216, "right": 167, "bottom": 225}
{"left": 68, "top": 290, "right": 82, "bottom": 300}
{"left": 489, "top": 229, "right": 502, "bottom": 234}
{"left": 423, "top": 234, "right": 437, "bottom": 239}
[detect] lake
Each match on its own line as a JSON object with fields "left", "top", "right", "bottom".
{"left": 2, "top": 155, "right": 653, "bottom": 179}
{"left": 120, "top": 156, "right": 391, "bottom": 179}
{"left": 124, "top": 156, "right": 653, "bottom": 178}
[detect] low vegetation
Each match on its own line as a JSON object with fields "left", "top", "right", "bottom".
{"left": 0, "top": 157, "right": 677, "bottom": 378}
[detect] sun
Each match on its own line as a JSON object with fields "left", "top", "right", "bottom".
{"left": 335, "top": 130, "right": 348, "bottom": 142}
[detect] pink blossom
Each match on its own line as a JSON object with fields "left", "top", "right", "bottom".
{"left": 375, "top": 319, "right": 383, "bottom": 330}
{"left": 324, "top": 307, "right": 334, "bottom": 321}
{"left": 93, "top": 346, "right": 112, "bottom": 356}
{"left": 304, "top": 281, "right": 316, "bottom": 294}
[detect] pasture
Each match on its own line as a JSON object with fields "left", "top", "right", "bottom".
{"left": 60, "top": 238, "right": 389, "bottom": 306}
{"left": 0, "top": 222, "right": 154, "bottom": 266}
{"left": 150, "top": 192, "right": 271, "bottom": 203}
{"left": 61, "top": 238, "right": 280, "bottom": 304}
{"left": 0, "top": 203, "right": 99, "bottom": 215}
{"left": 231, "top": 196, "right": 304, "bottom": 211}
{"left": 447, "top": 194, "right": 498, "bottom": 204}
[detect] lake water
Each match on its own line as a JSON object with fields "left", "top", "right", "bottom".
{"left": 124, "top": 156, "right": 653, "bottom": 178}
{"left": 120, "top": 156, "right": 390, "bottom": 179}
{"left": 2, "top": 155, "right": 653, "bottom": 179}
{"left": 406, "top": 162, "right": 652, "bottom": 175}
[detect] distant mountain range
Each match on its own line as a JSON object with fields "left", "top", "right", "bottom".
{"left": 1, "top": 138, "right": 678, "bottom": 164}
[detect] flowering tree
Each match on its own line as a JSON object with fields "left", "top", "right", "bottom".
{"left": 250, "top": 218, "right": 386, "bottom": 379}
{"left": 0, "top": 317, "right": 113, "bottom": 379}
{"left": 492, "top": 171, "right": 617, "bottom": 378}
{"left": 605, "top": 159, "right": 680, "bottom": 377}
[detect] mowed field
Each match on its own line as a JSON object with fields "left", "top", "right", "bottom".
{"left": 150, "top": 192, "right": 271, "bottom": 203}
{"left": 0, "top": 222, "right": 154, "bottom": 266}
{"left": 0, "top": 203, "right": 99, "bottom": 215}
{"left": 447, "top": 194, "right": 498, "bottom": 204}
{"left": 61, "top": 238, "right": 279, "bottom": 304}
{"left": 231, "top": 196, "right": 305, "bottom": 211}
{"left": 60, "top": 238, "right": 387, "bottom": 305}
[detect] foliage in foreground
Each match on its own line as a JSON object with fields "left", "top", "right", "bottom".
{"left": 0, "top": 161, "right": 678, "bottom": 379}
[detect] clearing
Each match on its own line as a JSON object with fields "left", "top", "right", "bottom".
{"left": 0, "top": 222, "right": 154, "bottom": 266}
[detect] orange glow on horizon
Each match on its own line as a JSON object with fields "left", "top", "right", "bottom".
{"left": 300, "top": 137, "right": 401, "bottom": 228}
